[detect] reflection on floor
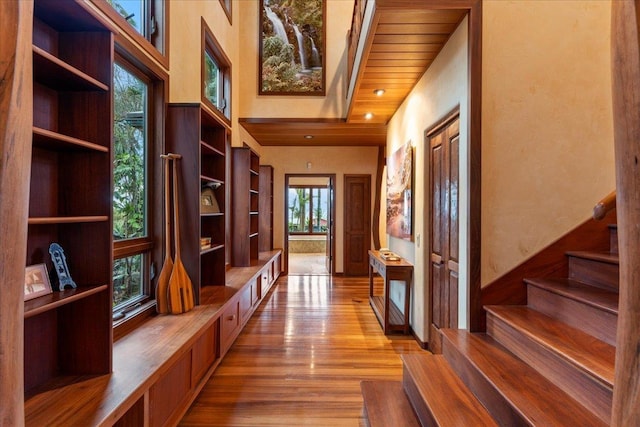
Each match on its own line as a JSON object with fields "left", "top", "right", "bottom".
{"left": 180, "top": 275, "right": 425, "bottom": 426}
{"left": 288, "top": 252, "right": 329, "bottom": 275}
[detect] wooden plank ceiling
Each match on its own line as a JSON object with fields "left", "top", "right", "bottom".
{"left": 240, "top": 3, "right": 467, "bottom": 147}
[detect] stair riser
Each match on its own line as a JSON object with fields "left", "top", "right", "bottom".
{"left": 568, "top": 257, "right": 619, "bottom": 291}
{"left": 487, "top": 313, "right": 612, "bottom": 425}
{"left": 403, "top": 369, "right": 438, "bottom": 426}
{"left": 527, "top": 286, "right": 617, "bottom": 346}
{"left": 441, "top": 336, "right": 529, "bottom": 427}
{"left": 610, "top": 227, "right": 618, "bottom": 254}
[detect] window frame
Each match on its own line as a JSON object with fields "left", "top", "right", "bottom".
{"left": 288, "top": 185, "right": 329, "bottom": 235}
{"left": 219, "top": 0, "right": 232, "bottom": 25}
{"left": 202, "top": 18, "right": 232, "bottom": 126}
{"left": 112, "top": 41, "right": 167, "bottom": 339}
{"left": 112, "top": 54, "right": 154, "bottom": 316}
{"left": 91, "top": 0, "right": 169, "bottom": 69}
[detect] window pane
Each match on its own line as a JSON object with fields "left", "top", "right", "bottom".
{"left": 204, "top": 51, "right": 220, "bottom": 109}
{"left": 288, "top": 188, "right": 310, "bottom": 232}
{"left": 109, "top": 0, "right": 146, "bottom": 37}
{"left": 312, "top": 188, "right": 328, "bottom": 232}
{"left": 113, "top": 63, "right": 148, "bottom": 241}
{"left": 113, "top": 254, "right": 144, "bottom": 308}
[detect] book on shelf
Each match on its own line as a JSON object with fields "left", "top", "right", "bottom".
{"left": 200, "top": 237, "right": 211, "bottom": 250}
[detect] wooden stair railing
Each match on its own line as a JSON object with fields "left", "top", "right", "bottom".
{"left": 611, "top": 0, "right": 640, "bottom": 424}
{"left": 593, "top": 190, "right": 616, "bottom": 220}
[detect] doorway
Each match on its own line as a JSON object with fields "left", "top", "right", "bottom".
{"left": 284, "top": 174, "right": 335, "bottom": 275}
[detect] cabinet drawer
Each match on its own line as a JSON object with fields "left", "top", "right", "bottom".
{"left": 220, "top": 300, "right": 239, "bottom": 353}
{"left": 191, "top": 324, "right": 217, "bottom": 386}
{"left": 149, "top": 351, "right": 191, "bottom": 427}
{"left": 240, "top": 278, "right": 260, "bottom": 324}
{"left": 240, "top": 284, "right": 253, "bottom": 324}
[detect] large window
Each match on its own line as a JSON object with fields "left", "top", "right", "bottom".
{"left": 112, "top": 59, "right": 153, "bottom": 316}
{"left": 101, "top": 0, "right": 167, "bottom": 61}
{"left": 288, "top": 186, "right": 328, "bottom": 234}
{"left": 203, "top": 20, "right": 231, "bottom": 122}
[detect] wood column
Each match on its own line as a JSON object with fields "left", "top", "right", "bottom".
{"left": 0, "top": 1, "right": 32, "bottom": 425}
{"left": 611, "top": 1, "right": 640, "bottom": 425}
{"left": 0, "top": 1, "right": 33, "bottom": 426}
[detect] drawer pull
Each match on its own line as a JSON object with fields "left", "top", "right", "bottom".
{"left": 227, "top": 315, "right": 236, "bottom": 321}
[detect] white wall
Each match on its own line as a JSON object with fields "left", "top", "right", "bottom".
{"left": 481, "top": 0, "right": 614, "bottom": 285}
{"left": 386, "top": 18, "right": 469, "bottom": 342}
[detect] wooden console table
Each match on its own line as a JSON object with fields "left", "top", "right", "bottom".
{"left": 368, "top": 250, "right": 413, "bottom": 334}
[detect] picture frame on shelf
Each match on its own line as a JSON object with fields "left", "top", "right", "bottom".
{"left": 201, "top": 186, "right": 220, "bottom": 214}
{"left": 24, "top": 263, "right": 53, "bottom": 301}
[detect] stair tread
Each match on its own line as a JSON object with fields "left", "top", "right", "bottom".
{"left": 565, "top": 250, "right": 619, "bottom": 264}
{"left": 360, "top": 380, "right": 420, "bottom": 427}
{"left": 402, "top": 354, "right": 498, "bottom": 426}
{"left": 524, "top": 277, "right": 618, "bottom": 314}
{"left": 442, "top": 329, "right": 608, "bottom": 427}
{"left": 485, "top": 305, "right": 615, "bottom": 387}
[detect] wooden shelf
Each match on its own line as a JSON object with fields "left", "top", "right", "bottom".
{"left": 201, "top": 244, "right": 224, "bottom": 255}
{"left": 201, "top": 212, "right": 224, "bottom": 218}
{"left": 33, "top": 46, "right": 109, "bottom": 92}
{"left": 370, "top": 295, "right": 405, "bottom": 327}
{"left": 200, "top": 175, "right": 224, "bottom": 185}
{"left": 24, "top": 285, "right": 109, "bottom": 318}
{"left": 32, "top": 127, "right": 108, "bottom": 152}
{"left": 28, "top": 216, "right": 109, "bottom": 225}
{"left": 200, "top": 140, "right": 225, "bottom": 157}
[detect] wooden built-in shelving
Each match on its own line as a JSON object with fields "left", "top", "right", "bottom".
{"left": 232, "top": 147, "right": 261, "bottom": 266}
{"left": 167, "top": 103, "right": 228, "bottom": 297}
{"left": 258, "top": 165, "right": 274, "bottom": 252}
{"left": 24, "top": 0, "right": 114, "bottom": 398}
{"left": 24, "top": 250, "right": 282, "bottom": 427}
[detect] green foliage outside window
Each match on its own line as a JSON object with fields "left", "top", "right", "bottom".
{"left": 113, "top": 63, "right": 147, "bottom": 308}
{"left": 288, "top": 187, "right": 328, "bottom": 233}
{"left": 204, "top": 51, "right": 220, "bottom": 109}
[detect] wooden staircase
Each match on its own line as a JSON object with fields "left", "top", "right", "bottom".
{"left": 362, "top": 225, "right": 618, "bottom": 426}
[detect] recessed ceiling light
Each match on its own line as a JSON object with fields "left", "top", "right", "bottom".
{"left": 364, "top": 112, "right": 374, "bottom": 120}
{"left": 304, "top": 135, "right": 313, "bottom": 139}
{"left": 373, "top": 89, "right": 385, "bottom": 96}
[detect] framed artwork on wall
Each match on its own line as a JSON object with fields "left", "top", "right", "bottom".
{"left": 259, "top": 0, "right": 326, "bottom": 96}
{"left": 386, "top": 142, "right": 414, "bottom": 241}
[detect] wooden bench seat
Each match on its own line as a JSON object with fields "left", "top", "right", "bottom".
{"left": 24, "top": 250, "right": 281, "bottom": 427}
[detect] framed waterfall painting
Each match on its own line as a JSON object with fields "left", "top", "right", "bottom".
{"left": 259, "top": 0, "right": 326, "bottom": 95}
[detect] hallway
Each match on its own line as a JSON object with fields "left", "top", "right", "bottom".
{"left": 180, "top": 275, "right": 425, "bottom": 426}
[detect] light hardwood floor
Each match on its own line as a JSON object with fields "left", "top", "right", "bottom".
{"left": 180, "top": 275, "right": 426, "bottom": 426}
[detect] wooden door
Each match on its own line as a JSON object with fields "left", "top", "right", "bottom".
{"left": 344, "top": 175, "right": 371, "bottom": 275}
{"left": 429, "top": 113, "right": 460, "bottom": 352}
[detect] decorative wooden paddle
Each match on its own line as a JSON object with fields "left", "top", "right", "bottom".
{"left": 167, "top": 153, "right": 195, "bottom": 314}
{"left": 156, "top": 154, "right": 173, "bottom": 314}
